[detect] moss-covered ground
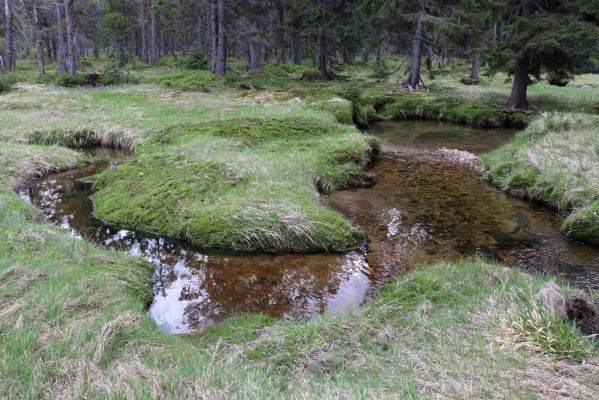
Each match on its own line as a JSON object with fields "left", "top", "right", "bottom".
{"left": 91, "top": 115, "right": 379, "bottom": 252}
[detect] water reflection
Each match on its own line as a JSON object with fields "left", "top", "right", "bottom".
{"left": 19, "top": 122, "right": 599, "bottom": 333}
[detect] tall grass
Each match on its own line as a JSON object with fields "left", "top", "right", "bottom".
{"left": 482, "top": 113, "right": 599, "bottom": 243}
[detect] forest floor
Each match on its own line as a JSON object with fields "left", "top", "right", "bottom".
{"left": 1, "top": 57, "right": 599, "bottom": 398}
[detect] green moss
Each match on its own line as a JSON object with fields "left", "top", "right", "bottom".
{"left": 507, "top": 169, "right": 539, "bottom": 191}
{"left": 151, "top": 69, "right": 219, "bottom": 91}
{"left": 562, "top": 202, "right": 599, "bottom": 244}
{"left": 312, "top": 98, "right": 354, "bottom": 125}
{"left": 92, "top": 115, "right": 373, "bottom": 252}
{"left": 379, "top": 93, "right": 528, "bottom": 128}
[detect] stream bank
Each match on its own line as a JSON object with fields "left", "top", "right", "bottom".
{"left": 19, "top": 121, "right": 599, "bottom": 333}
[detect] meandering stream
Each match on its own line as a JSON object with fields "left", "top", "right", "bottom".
{"left": 19, "top": 121, "right": 599, "bottom": 333}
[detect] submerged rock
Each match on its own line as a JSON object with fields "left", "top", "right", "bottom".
{"left": 438, "top": 148, "right": 480, "bottom": 171}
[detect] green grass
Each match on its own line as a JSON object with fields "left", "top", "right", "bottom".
{"left": 91, "top": 114, "right": 378, "bottom": 252}
{"left": 1, "top": 56, "right": 599, "bottom": 398}
{"left": 1, "top": 192, "right": 597, "bottom": 399}
{"left": 481, "top": 113, "right": 599, "bottom": 243}
{"left": 377, "top": 91, "right": 530, "bottom": 128}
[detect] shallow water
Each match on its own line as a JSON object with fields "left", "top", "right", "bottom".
{"left": 19, "top": 121, "right": 599, "bottom": 333}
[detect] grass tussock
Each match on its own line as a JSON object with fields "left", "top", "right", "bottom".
{"left": 92, "top": 114, "right": 378, "bottom": 252}
{"left": 0, "top": 141, "right": 86, "bottom": 189}
{"left": 482, "top": 112, "right": 599, "bottom": 243}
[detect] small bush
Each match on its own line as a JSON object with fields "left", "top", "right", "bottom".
{"left": 152, "top": 70, "right": 217, "bottom": 91}
{"left": 180, "top": 46, "right": 209, "bottom": 71}
{"left": 0, "top": 74, "right": 17, "bottom": 93}
{"left": 54, "top": 73, "right": 88, "bottom": 87}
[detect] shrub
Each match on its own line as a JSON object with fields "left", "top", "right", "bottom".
{"left": 0, "top": 74, "right": 17, "bottom": 93}
{"left": 181, "top": 46, "right": 209, "bottom": 71}
{"left": 54, "top": 73, "right": 87, "bottom": 87}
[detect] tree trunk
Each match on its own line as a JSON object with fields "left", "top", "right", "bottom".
{"left": 140, "top": 0, "right": 148, "bottom": 63}
{"left": 248, "top": 39, "right": 261, "bottom": 70}
{"left": 45, "top": 33, "right": 53, "bottom": 63}
{"left": 150, "top": 0, "right": 158, "bottom": 63}
{"left": 507, "top": 1, "right": 535, "bottom": 109}
{"left": 343, "top": 50, "right": 354, "bottom": 65}
{"left": 362, "top": 48, "right": 370, "bottom": 63}
{"left": 276, "top": 2, "right": 286, "bottom": 63}
{"left": 507, "top": 51, "right": 530, "bottom": 109}
{"left": 469, "top": 50, "right": 480, "bottom": 81}
{"left": 55, "top": 1, "right": 67, "bottom": 74}
{"left": 318, "top": 33, "right": 331, "bottom": 79}
{"left": 33, "top": 4, "right": 45, "bottom": 77}
{"left": 3, "top": 0, "right": 14, "bottom": 71}
{"left": 214, "top": 0, "right": 226, "bottom": 75}
{"left": 63, "top": 0, "right": 76, "bottom": 75}
{"left": 291, "top": 30, "right": 302, "bottom": 65}
{"left": 209, "top": 0, "right": 218, "bottom": 72}
{"left": 407, "top": 10, "right": 424, "bottom": 88}
{"left": 376, "top": 44, "right": 384, "bottom": 70}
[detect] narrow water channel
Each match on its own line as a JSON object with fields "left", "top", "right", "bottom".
{"left": 19, "top": 121, "right": 599, "bottom": 333}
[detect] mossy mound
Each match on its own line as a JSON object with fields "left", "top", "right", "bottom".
{"left": 562, "top": 202, "right": 599, "bottom": 244}
{"left": 92, "top": 115, "right": 378, "bottom": 253}
{"left": 379, "top": 93, "right": 528, "bottom": 128}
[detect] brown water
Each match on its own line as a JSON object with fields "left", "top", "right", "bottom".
{"left": 19, "top": 121, "right": 599, "bottom": 334}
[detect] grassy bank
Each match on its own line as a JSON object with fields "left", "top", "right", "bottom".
{"left": 482, "top": 113, "right": 599, "bottom": 244}
{"left": 2, "top": 57, "right": 599, "bottom": 398}
{"left": 0, "top": 83, "right": 377, "bottom": 252}
{"left": 91, "top": 113, "right": 379, "bottom": 252}
{"left": 2, "top": 176, "right": 597, "bottom": 399}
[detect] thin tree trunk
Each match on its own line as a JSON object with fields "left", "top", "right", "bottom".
{"left": 140, "top": 0, "right": 148, "bottom": 63}
{"left": 291, "top": 30, "right": 302, "bottom": 65}
{"left": 45, "top": 33, "right": 53, "bottom": 63}
{"left": 63, "top": 0, "right": 75, "bottom": 75}
{"left": 407, "top": 10, "right": 424, "bottom": 88}
{"left": 362, "top": 48, "right": 370, "bottom": 63}
{"left": 507, "top": 2, "right": 535, "bottom": 109}
{"left": 3, "top": 0, "right": 14, "bottom": 71}
{"left": 376, "top": 44, "right": 384, "bottom": 70}
{"left": 55, "top": 1, "right": 67, "bottom": 73}
{"left": 209, "top": 0, "right": 218, "bottom": 72}
{"left": 33, "top": 3, "right": 45, "bottom": 77}
{"left": 318, "top": 33, "right": 329, "bottom": 79}
{"left": 344, "top": 50, "right": 354, "bottom": 65}
{"left": 469, "top": 50, "right": 480, "bottom": 81}
{"left": 214, "top": 0, "right": 226, "bottom": 75}
{"left": 248, "top": 39, "right": 261, "bottom": 70}
{"left": 150, "top": 0, "right": 158, "bottom": 63}
{"left": 276, "top": 2, "right": 285, "bottom": 63}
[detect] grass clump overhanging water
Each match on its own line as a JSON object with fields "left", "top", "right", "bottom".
{"left": 378, "top": 91, "right": 530, "bottom": 128}
{"left": 91, "top": 114, "right": 378, "bottom": 252}
{"left": 481, "top": 113, "right": 599, "bottom": 243}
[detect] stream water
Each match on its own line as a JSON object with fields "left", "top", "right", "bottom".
{"left": 18, "top": 121, "right": 599, "bottom": 334}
